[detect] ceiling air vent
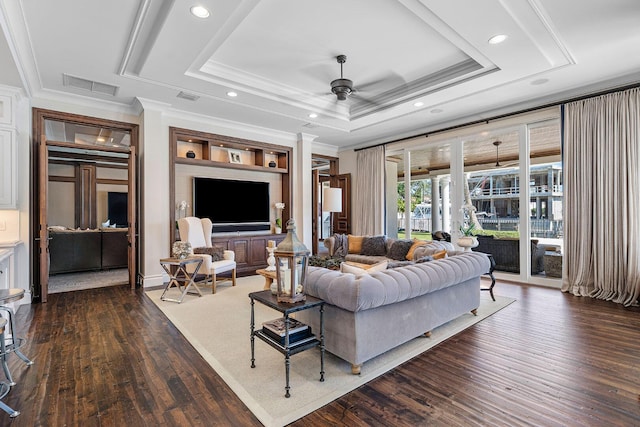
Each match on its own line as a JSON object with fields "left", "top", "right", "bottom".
{"left": 302, "top": 122, "right": 318, "bottom": 129}
{"left": 177, "top": 91, "right": 200, "bottom": 101}
{"left": 63, "top": 74, "right": 119, "bottom": 96}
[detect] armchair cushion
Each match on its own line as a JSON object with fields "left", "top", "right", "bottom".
{"left": 193, "top": 246, "right": 224, "bottom": 261}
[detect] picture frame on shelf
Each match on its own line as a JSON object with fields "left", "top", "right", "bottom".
{"left": 228, "top": 149, "right": 242, "bottom": 164}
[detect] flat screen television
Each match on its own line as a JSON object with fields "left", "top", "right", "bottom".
{"left": 193, "top": 177, "right": 270, "bottom": 233}
{"left": 107, "top": 192, "right": 128, "bottom": 228}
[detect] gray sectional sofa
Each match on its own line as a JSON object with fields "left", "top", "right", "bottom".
{"left": 296, "top": 251, "right": 491, "bottom": 374}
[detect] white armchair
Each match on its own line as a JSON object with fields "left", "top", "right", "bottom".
{"left": 177, "top": 216, "right": 236, "bottom": 293}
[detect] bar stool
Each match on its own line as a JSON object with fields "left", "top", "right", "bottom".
{"left": 0, "top": 289, "right": 33, "bottom": 370}
{"left": 0, "top": 318, "right": 19, "bottom": 418}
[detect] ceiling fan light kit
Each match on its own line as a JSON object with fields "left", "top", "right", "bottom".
{"left": 330, "top": 54, "right": 354, "bottom": 101}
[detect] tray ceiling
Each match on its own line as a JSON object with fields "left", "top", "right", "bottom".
{"left": 1, "top": 0, "right": 639, "bottom": 149}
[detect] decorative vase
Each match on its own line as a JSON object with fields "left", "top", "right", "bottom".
{"left": 457, "top": 236, "right": 479, "bottom": 252}
{"left": 268, "top": 160, "right": 277, "bottom": 168}
{"left": 274, "top": 226, "right": 282, "bottom": 234}
{"left": 186, "top": 150, "right": 196, "bottom": 159}
{"left": 172, "top": 241, "right": 192, "bottom": 259}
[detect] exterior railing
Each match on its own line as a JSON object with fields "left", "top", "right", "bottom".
{"left": 472, "top": 184, "right": 563, "bottom": 197}
{"left": 396, "top": 214, "right": 563, "bottom": 238}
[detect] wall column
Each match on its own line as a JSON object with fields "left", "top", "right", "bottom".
{"left": 136, "top": 98, "right": 170, "bottom": 288}
{"left": 431, "top": 176, "right": 441, "bottom": 232}
{"left": 441, "top": 176, "right": 451, "bottom": 233}
{"left": 296, "top": 133, "right": 315, "bottom": 250}
{"left": 403, "top": 150, "right": 412, "bottom": 238}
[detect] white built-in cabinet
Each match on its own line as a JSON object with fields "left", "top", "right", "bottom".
{"left": 0, "top": 92, "right": 17, "bottom": 209}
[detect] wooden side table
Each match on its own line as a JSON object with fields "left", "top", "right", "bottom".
{"left": 249, "top": 290, "right": 325, "bottom": 398}
{"left": 255, "top": 268, "right": 277, "bottom": 291}
{"left": 159, "top": 257, "right": 203, "bottom": 303}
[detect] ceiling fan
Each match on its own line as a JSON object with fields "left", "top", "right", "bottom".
{"left": 330, "top": 55, "right": 354, "bottom": 101}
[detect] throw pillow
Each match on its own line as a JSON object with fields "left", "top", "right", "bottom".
{"left": 432, "top": 249, "right": 447, "bottom": 260}
{"left": 193, "top": 246, "right": 224, "bottom": 261}
{"left": 387, "top": 239, "right": 415, "bottom": 261}
{"left": 341, "top": 260, "right": 388, "bottom": 275}
{"left": 361, "top": 235, "right": 387, "bottom": 256}
{"left": 406, "top": 239, "right": 430, "bottom": 261}
{"left": 348, "top": 235, "right": 364, "bottom": 254}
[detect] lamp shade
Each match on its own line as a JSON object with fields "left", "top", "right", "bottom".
{"left": 323, "top": 187, "right": 342, "bottom": 213}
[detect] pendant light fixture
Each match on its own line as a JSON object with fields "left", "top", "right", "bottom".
{"left": 493, "top": 140, "right": 502, "bottom": 167}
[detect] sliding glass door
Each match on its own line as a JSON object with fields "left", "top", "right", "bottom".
{"left": 387, "top": 109, "right": 563, "bottom": 286}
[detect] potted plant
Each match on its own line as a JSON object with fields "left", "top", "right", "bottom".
{"left": 275, "top": 217, "right": 282, "bottom": 234}
{"left": 458, "top": 206, "right": 479, "bottom": 251}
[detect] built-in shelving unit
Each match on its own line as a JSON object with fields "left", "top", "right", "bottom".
{"left": 169, "top": 127, "right": 293, "bottom": 275}
{"left": 174, "top": 130, "right": 289, "bottom": 174}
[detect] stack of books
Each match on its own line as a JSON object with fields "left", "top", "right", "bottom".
{"left": 262, "top": 317, "right": 314, "bottom": 346}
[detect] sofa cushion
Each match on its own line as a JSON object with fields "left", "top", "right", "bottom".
{"left": 341, "top": 260, "right": 388, "bottom": 275}
{"left": 388, "top": 239, "right": 414, "bottom": 261}
{"left": 348, "top": 235, "right": 364, "bottom": 254}
{"left": 406, "top": 239, "right": 429, "bottom": 260}
{"left": 413, "top": 241, "right": 456, "bottom": 259}
{"left": 361, "top": 235, "right": 387, "bottom": 256}
{"left": 193, "top": 246, "right": 224, "bottom": 261}
{"left": 387, "top": 260, "right": 415, "bottom": 269}
{"left": 345, "top": 254, "right": 389, "bottom": 265}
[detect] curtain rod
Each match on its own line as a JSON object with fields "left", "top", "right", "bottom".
{"left": 354, "top": 81, "right": 640, "bottom": 152}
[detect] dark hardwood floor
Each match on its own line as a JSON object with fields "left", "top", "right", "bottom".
{"left": 3, "top": 280, "right": 639, "bottom": 426}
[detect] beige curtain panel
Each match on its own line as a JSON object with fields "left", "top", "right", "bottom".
{"left": 562, "top": 87, "right": 640, "bottom": 306}
{"left": 353, "top": 145, "right": 386, "bottom": 236}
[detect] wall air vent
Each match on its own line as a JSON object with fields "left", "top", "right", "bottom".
{"left": 63, "top": 74, "right": 119, "bottom": 96}
{"left": 177, "top": 91, "right": 200, "bottom": 101}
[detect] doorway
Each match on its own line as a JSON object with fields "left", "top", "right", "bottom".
{"left": 32, "top": 109, "right": 139, "bottom": 302}
{"left": 311, "top": 155, "right": 350, "bottom": 255}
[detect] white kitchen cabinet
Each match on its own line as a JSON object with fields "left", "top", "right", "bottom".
{"left": 0, "top": 129, "right": 16, "bottom": 208}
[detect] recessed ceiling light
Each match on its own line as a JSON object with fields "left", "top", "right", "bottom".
{"left": 430, "top": 108, "right": 443, "bottom": 114}
{"left": 488, "top": 34, "right": 508, "bottom": 44}
{"left": 413, "top": 102, "right": 424, "bottom": 107}
{"left": 308, "top": 113, "right": 318, "bottom": 118}
{"left": 226, "top": 91, "right": 238, "bottom": 97}
{"left": 190, "top": 6, "right": 210, "bottom": 18}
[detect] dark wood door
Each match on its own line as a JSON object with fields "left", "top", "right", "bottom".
{"left": 38, "top": 140, "right": 49, "bottom": 302}
{"left": 127, "top": 146, "right": 137, "bottom": 290}
{"left": 332, "top": 173, "right": 351, "bottom": 235}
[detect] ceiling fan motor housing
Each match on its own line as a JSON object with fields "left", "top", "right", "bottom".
{"left": 331, "top": 78, "right": 353, "bottom": 100}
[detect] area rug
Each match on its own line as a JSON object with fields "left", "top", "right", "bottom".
{"left": 146, "top": 276, "right": 515, "bottom": 427}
